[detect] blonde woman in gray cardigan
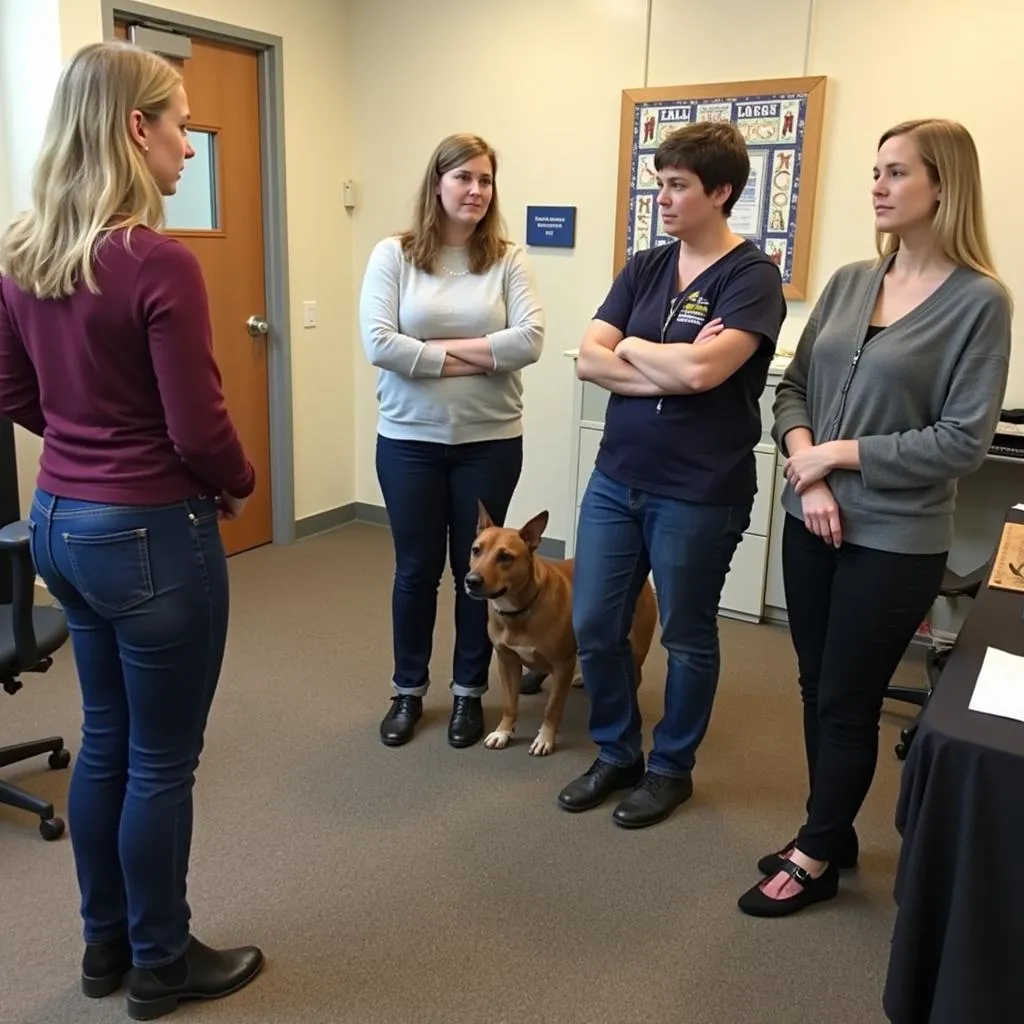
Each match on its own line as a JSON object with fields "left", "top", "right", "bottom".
{"left": 738, "top": 119, "right": 1011, "bottom": 918}
{"left": 360, "top": 133, "right": 544, "bottom": 751}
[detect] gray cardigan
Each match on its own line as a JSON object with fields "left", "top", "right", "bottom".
{"left": 772, "top": 256, "right": 1011, "bottom": 554}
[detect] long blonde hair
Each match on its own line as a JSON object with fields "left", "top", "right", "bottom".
{"left": 400, "top": 133, "right": 509, "bottom": 274}
{"left": 875, "top": 119, "right": 1005, "bottom": 290}
{"left": 0, "top": 41, "right": 181, "bottom": 299}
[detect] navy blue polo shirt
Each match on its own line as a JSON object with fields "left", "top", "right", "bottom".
{"left": 593, "top": 240, "right": 786, "bottom": 505}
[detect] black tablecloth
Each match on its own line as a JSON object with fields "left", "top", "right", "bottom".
{"left": 884, "top": 508, "right": 1024, "bottom": 1024}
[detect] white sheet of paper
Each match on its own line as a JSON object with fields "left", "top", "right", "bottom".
{"left": 1014, "top": 503, "right": 1024, "bottom": 511}
{"left": 968, "top": 647, "right": 1024, "bottom": 724}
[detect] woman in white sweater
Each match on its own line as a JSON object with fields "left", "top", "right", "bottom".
{"left": 359, "top": 133, "right": 545, "bottom": 749}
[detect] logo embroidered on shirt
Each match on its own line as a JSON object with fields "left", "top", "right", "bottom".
{"left": 675, "top": 290, "right": 710, "bottom": 328}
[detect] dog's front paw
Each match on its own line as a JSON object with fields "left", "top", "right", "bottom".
{"left": 529, "top": 727, "right": 556, "bottom": 756}
{"left": 484, "top": 729, "right": 513, "bottom": 750}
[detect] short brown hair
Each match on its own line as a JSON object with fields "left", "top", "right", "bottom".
{"left": 400, "top": 133, "right": 508, "bottom": 274}
{"left": 654, "top": 122, "right": 750, "bottom": 218}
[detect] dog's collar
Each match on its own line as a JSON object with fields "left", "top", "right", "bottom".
{"left": 496, "top": 583, "right": 542, "bottom": 618}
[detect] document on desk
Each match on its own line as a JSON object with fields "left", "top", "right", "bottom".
{"left": 969, "top": 647, "right": 1024, "bottom": 724}
{"left": 988, "top": 521, "right": 1024, "bottom": 593}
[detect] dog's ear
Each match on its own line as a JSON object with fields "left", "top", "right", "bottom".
{"left": 519, "top": 510, "right": 549, "bottom": 552}
{"left": 476, "top": 500, "right": 495, "bottom": 534}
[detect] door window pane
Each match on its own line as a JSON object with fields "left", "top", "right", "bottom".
{"left": 164, "top": 129, "right": 219, "bottom": 230}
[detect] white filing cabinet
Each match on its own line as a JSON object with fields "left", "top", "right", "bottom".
{"left": 563, "top": 351, "right": 789, "bottom": 623}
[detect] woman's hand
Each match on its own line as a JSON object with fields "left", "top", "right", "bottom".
{"left": 801, "top": 481, "right": 842, "bottom": 548}
{"left": 218, "top": 492, "right": 248, "bottom": 520}
{"left": 693, "top": 317, "right": 724, "bottom": 345}
{"left": 784, "top": 443, "right": 835, "bottom": 494}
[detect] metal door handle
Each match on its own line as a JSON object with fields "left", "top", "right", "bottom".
{"left": 246, "top": 315, "right": 270, "bottom": 337}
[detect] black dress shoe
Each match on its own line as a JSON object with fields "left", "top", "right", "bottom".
{"left": 448, "top": 695, "right": 484, "bottom": 748}
{"left": 380, "top": 694, "right": 423, "bottom": 747}
{"left": 520, "top": 669, "right": 547, "bottom": 695}
{"left": 757, "top": 829, "right": 859, "bottom": 876}
{"left": 82, "top": 935, "right": 132, "bottom": 998}
{"left": 557, "top": 756, "right": 645, "bottom": 812}
{"left": 612, "top": 770, "right": 693, "bottom": 829}
{"left": 738, "top": 859, "right": 839, "bottom": 918}
{"left": 126, "top": 936, "right": 264, "bottom": 1020}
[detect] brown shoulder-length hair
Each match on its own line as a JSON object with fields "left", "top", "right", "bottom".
{"left": 400, "top": 133, "right": 509, "bottom": 274}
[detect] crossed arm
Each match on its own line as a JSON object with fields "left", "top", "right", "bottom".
{"left": 576, "top": 317, "right": 761, "bottom": 395}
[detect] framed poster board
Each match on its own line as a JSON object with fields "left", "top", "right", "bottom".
{"left": 615, "top": 76, "right": 827, "bottom": 300}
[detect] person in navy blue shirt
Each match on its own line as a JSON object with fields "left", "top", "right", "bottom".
{"left": 557, "top": 121, "right": 786, "bottom": 827}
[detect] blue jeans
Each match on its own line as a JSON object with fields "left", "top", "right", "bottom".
{"left": 375, "top": 434, "right": 522, "bottom": 698}
{"left": 29, "top": 489, "right": 229, "bottom": 969}
{"left": 571, "top": 470, "right": 749, "bottom": 777}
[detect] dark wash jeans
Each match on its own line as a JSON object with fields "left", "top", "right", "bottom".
{"left": 571, "top": 469, "right": 749, "bottom": 778}
{"left": 375, "top": 434, "right": 522, "bottom": 698}
{"left": 29, "top": 489, "right": 229, "bottom": 969}
{"left": 782, "top": 513, "right": 947, "bottom": 861}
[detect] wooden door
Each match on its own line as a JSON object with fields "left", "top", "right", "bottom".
{"left": 116, "top": 23, "right": 273, "bottom": 556}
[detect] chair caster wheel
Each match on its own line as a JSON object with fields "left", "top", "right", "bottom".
{"left": 48, "top": 748, "right": 71, "bottom": 770}
{"left": 40, "top": 817, "right": 65, "bottom": 841}
{"left": 895, "top": 742, "right": 908, "bottom": 761}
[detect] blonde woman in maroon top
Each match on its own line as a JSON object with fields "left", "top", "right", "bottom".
{"left": 0, "top": 42, "right": 262, "bottom": 1018}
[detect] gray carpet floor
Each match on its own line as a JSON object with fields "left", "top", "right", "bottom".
{"left": 0, "top": 522, "right": 921, "bottom": 1024}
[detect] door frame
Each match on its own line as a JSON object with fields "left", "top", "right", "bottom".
{"left": 102, "top": 0, "right": 295, "bottom": 547}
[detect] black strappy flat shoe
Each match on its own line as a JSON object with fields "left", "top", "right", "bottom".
{"left": 738, "top": 859, "right": 839, "bottom": 918}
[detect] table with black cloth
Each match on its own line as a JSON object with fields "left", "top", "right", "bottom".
{"left": 884, "top": 506, "right": 1024, "bottom": 1024}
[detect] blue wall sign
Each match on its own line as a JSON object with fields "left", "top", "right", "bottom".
{"left": 526, "top": 206, "right": 576, "bottom": 248}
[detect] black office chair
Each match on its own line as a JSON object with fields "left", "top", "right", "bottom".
{"left": 889, "top": 563, "right": 986, "bottom": 760}
{"left": 0, "top": 520, "right": 71, "bottom": 839}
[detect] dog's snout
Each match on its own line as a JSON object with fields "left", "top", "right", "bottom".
{"left": 464, "top": 572, "right": 484, "bottom": 591}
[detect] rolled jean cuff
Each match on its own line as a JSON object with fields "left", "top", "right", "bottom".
{"left": 393, "top": 680, "right": 429, "bottom": 698}
{"left": 450, "top": 681, "right": 487, "bottom": 698}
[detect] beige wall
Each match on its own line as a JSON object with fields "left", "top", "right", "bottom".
{"left": 348, "top": 0, "right": 1024, "bottom": 541}
{"left": 3, "top": 0, "right": 356, "bottom": 520}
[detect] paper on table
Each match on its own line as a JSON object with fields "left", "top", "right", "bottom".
{"left": 968, "top": 647, "right": 1024, "bottom": 724}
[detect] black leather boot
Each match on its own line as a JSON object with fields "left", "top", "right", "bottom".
{"left": 82, "top": 935, "right": 132, "bottom": 998}
{"left": 379, "top": 694, "right": 423, "bottom": 747}
{"left": 557, "top": 757, "right": 645, "bottom": 812}
{"left": 448, "top": 695, "right": 484, "bottom": 748}
{"left": 125, "top": 937, "right": 264, "bottom": 1020}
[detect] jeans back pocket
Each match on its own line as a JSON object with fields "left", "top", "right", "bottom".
{"left": 63, "top": 528, "right": 155, "bottom": 614}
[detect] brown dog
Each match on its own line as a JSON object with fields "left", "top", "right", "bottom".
{"left": 464, "top": 502, "right": 657, "bottom": 756}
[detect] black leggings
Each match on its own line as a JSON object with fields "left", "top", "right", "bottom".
{"left": 782, "top": 513, "right": 947, "bottom": 862}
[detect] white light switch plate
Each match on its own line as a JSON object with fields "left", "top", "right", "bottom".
{"left": 302, "top": 300, "right": 317, "bottom": 328}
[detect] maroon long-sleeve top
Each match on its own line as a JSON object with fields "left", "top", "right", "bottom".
{"left": 0, "top": 226, "right": 254, "bottom": 504}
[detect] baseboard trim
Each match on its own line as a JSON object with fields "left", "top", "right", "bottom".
{"left": 295, "top": 502, "right": 566, "bottom": 558}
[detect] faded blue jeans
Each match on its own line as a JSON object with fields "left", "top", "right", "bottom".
{"left": 29, "top": 489, "right": 229, "bottom": 969}
{"left": 571, "top": 470, "right": 749, "bottom": 778}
